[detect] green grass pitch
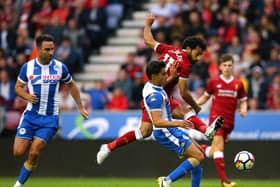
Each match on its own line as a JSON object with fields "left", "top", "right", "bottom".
{"left": 2, "top": 178, "right": 280, "bottom": 187}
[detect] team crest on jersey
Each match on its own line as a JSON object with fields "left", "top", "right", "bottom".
{"left": 150, "top": 97, "right": 156, "bottom": 102}
{"left": 235, "top": 84, "right": 239, "bottom": 90}
{"left": 217, "top": 84, "right": 222, "bottom": 88}
{"left": 19, "top": 128, "right": 26, "bottom": 135}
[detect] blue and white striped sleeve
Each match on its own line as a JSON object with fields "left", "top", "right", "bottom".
{"left": 18, "top": 63, "right": 28, "bottom": 83}
{"left": 61, "top": 64, "right": 72, "bottom": 84}
{"left": 145, "top": 92, "right": 163, "bottom": 111}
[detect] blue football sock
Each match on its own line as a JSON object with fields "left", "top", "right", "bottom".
{"left": 191, "top": 165, "right": 203, "bottom": 187}
{"left": 166, "top": 159, "right": 194, "bottom": 182}
{"left": 18, "top": 165, "right": 32, "bottom": 184}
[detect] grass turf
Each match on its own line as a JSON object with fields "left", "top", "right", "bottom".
{"left": 2, "top": 178, "right": 280, "bottom": 187}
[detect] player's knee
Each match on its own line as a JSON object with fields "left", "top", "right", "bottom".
{"left": 13, "top": 149, "right": 25, "bottom": 157}
{"left": 195, "top": 151, "right": 205, "bottom": 162}
{"left": 28, "top": 150, "right": 40, "bottom": 161}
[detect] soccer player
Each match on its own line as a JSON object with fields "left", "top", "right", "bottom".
{"left": 13, "top": 34, "right": 89, "bottom": 187}
{"left": 144, "top": 60, "right": 204, "bottom": 187}
{"left": 197, "top": 54, "right": 248, "bottom": 187}
{"left": 96, "top": 14, "right": 223, "bottom": 164}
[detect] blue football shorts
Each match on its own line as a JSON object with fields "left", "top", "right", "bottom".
{"left": 16, "top": 110, "right": 58, "bottom": 143}
{"left": 153, "top": 127, "right": 192, "bottom": 157}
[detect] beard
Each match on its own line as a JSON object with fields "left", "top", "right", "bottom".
{"left": 40, "top": 55, "right": 52, "bottom": 64}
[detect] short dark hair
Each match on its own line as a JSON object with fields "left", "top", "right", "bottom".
{"left": 220, "top": 54, "right": 234, "bottom": 64}
{"left": 182, "top": 36, "right": 207, "bottom": 50}
{"left": 146, "top": 61, "right": 166, "bottom": 80}
{"left": 36, "top": 34, "right": 55, "bottom": 48}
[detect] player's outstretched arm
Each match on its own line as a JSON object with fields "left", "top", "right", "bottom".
{"left": 197, "top": 94, "right": 210, "bottom": 106}
{"left": 178, "top": 79, "right": 201, "bottom": 113}
{"left": 144, "top": 13, "right": 157, "bottom": 49}
{"left": 67, "top": 80, "right": 89, "bottom": 120}
{"left": 151, "top": 110, "right": 193, "bottom": 128}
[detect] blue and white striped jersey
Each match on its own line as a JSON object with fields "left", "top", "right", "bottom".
{"left": 143, "top": 82, "right": 172, "bottom": 129}
{"left": 143, "top": 82, "right": 192, "bottom": 156}
{"left": 18, "top": 58, "right": 72, "bottom": 115}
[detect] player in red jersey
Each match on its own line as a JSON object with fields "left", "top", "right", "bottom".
{"left": 197, "top": 54, "right": 248, "bottom": 187}
{"left": 96, "top": 14, "right": 223, "bottom": 165}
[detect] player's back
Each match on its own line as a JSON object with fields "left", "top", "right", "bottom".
{"left": 155, "top": 43, "right": 191, "bottom": 95}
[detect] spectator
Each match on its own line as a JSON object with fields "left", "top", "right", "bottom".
{"left": 112, "top": 69, "right": 133, "bottom": 101}
{"left": 55, "top": 35, "right": 83, "bottom": 74}
{"left": 185, "top": 10, "right": 206, "bottom": 37}
{"left": 82, "top": 80, "right": 109, "bottom": 110}
{"left": 129, "top": 72, "right": 145, "bottom": 109}
{"left": 79, "top": 0, "right": 107, "bottom": 53}
{"left": 107, "top": 86, "right": 128, "bottom": 111}
{"left": 51, "top": 0, "right": 69, "bottom": 25}
{"left": 247, "top": 66, "right": 269, "bottom": 109}
{"left": 226, "top": 35, "right": 243, "bottom": 56}
{"left": 11, "top": 34, "right": 32, "bottom": 58}
{"left": 0, "top": 68, "right": 16, "bottom": 110}
{"left": 120, "top": 53, "right": 142, "bottom": 80}
{"left": 265, "top": 48, "right": 280, "bottom": 83}
{"left": 31, "top": 0, "right": 53, "bottom": 30}
{"left": 266, "top": 75, "right": 280, "bottom": 110}
{"left": 0, "top": 20, "right": 16, "bottom": 55}
{"left": 106, "top": 0, "right": 123, "bottom": 33}
{"left": 63, "top": 18, "right": 86, "bottom": 50}
{"left": 45, "top": 15, "right": 65, "bottom": 45}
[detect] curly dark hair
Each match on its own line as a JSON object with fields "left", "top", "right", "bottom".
{"left": 182, "top": 36, "right": 207, "bottom": 50}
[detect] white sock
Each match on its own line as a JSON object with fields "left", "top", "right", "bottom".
{"left": 213, "top": 151, "right": 224, "bottom": 159}
{"left": 14, "top": 181, "right": 22, "bottom": 187}
{"left": 183, "top": 110, "right": 196, "bottom": 120}
{"left": 134, "top": 129, "right": 143, "bottom": 140}
{"left": 205, "top": 146, "right": 212, "bottom": 158}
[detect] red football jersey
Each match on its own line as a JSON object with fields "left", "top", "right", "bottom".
{"left": 155, "top": 43, "right": 191, "bottom": 95}
{"left": 206, "top": 75, "right": 247, "bottom": 128}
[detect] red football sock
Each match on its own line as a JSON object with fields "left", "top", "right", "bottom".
{"left": 188, "top": 116, "right": 207, "bottom": 133}
{"left": 107, "top": 131, "right": 136, "bottom": 151}
{"left": 213, "top": 155, "right": 227, "bottom": 182}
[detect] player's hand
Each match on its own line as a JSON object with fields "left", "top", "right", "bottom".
{"left": 146, "top": 13, "right": 155, "bottom": 26}
{"left": 169, "top": 61, "right": 179, "bottom": 79}
{"left": 178, "top": 120, "right": 194, "bottom": 129}
{"left": 28, "top": 93, "right": 38, "bottom": 104}
{"left": 79, "top": 108, "right": 89, "bottom": 120}
{"left": 239, "top": 110, "right": 247, "bottom": 118}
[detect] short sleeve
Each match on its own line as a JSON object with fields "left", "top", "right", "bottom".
{"left": 18, "top": 63, "right": 28, "bottom": 83}
{"left": 145, "top": 92, "right": 163, "bottom": 110}
{"left": 61, "top": 64, "right": 72, "bottom": 84}
{"left": 206, "top": 79, "right": 214, "bottom": 95}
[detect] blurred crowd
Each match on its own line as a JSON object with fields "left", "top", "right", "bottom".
{"left": 1, "top": 0, "right": 280, "bottom": 133}
{"left": 0, "top": 0, "right": 145, "bottom": 132}
{"left": 81, "top": 0, "right": 280, "bottom": 112}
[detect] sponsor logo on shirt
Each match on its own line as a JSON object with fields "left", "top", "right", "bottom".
{"left": 30, "top": 74, "right": 61, "bottom": 84}
{"left": 218, "top": 89, "right": 237, "bottom": 97}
